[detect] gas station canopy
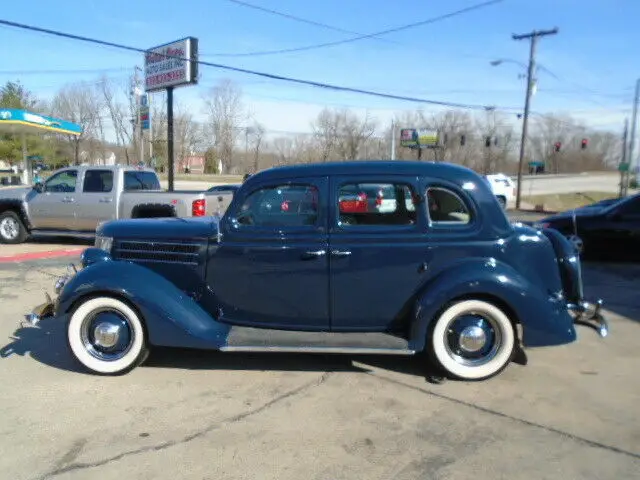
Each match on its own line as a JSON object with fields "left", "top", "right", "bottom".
{"left": 0, "top": 108, "right": 82, "bottom": 136}
{"left": 0, "top": 108, "right": 83, "bottom": 184}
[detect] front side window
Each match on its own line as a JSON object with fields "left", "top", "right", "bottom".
{"left": 337, "top": 182, "right": 417, "bottom": 227}
{"left": 45, "top": 170, "right": 77, "bottom": 193}
{"left": 426, "top": 187, "right": 471, "bottom": 224}
{"left": 236, "top": 184, "right": 319, "bottom": 227}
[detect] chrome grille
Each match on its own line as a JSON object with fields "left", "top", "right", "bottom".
{"left": 113, "top": 240, "right": 201, "bottom": 265}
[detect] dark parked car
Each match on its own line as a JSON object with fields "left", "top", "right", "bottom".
{"left": 534, "top": 193, "right": 640, "bottom": 260}
{"left": 29, "top": 161, "right": 607, "bottom": 380}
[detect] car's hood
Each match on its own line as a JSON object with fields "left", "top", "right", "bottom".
{"left": 540, "top": 206, "right": 605, "bottom": 223}
{"left": 97, "top": 216, "right": 220, "bottom": 240}
{"left": 0, "top": 186, "right": 33, "bottom": 201}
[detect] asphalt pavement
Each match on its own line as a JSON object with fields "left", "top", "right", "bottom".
{"left": 0, "top": 256, "right": 638, "bottom": 479}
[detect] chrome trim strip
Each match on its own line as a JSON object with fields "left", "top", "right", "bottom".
{"left": 219, "top": 346, "right": 416, "bottom": 355}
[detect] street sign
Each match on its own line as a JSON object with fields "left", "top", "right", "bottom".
{"left": 618, "top": 162, "right": 629, "bottom": 172}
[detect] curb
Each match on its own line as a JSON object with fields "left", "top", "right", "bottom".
{"left": 0, "top": 248, "right": 85, "bottom": 263}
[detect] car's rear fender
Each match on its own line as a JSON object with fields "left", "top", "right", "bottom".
{"left": 408, "top": 258, "right": 576, "bottom": 352}
{"left": 57, "top": 259, "right": 231, "bottom": 349}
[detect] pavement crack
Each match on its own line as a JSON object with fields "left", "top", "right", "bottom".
{"left": 36, "top": 372, "right": 331, "bottom": 480}
{"left": 368, "top": 371, "right": 640, "bottom": 461}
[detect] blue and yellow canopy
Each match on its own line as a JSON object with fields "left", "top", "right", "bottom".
{"left": 0, "top": 108, "right": 82, "bottom": 136}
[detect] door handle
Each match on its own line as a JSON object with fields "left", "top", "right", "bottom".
{"left": 331, "top": 249, "right": 352, "bottom": 257}
{"left": 62, "top": 197, "right": 75, "bottom": 203}
{"left": 301, "top": 249, "right": 326, "bottom": 260}
{"left": 99, "top": 198, "right": 113, "bottom": 203}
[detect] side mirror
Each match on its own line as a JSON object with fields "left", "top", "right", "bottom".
{"left": 33, "top": 182, "right": 44, "bottom": 193}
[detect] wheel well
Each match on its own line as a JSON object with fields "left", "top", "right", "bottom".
{"left": 131, "top": 203, "right": 177, "bottom": 219}
{"left": 449, "top": 293, "right": 521, "bottom": 326}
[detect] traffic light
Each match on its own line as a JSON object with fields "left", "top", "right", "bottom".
{"left": 460, "top": 134, "right": 466, "bottom": 146}
{"left": 554, "top": 142, "right": 562, "bottom": 152}
{"left": 581, "top": 138, "right": 588, "bottom": 150}
{"left": 485, "top": 136, "right": 491, "bottom": 148}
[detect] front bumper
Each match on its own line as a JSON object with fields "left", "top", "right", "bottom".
{"left": 567, "top": 299, "right": 609, "bottom": 338}
{"left": 26, "top": 263, "right": 77, "bottom": 325}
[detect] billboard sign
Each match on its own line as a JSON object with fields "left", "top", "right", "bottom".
{"left": 144, "top": 37, "right": 199, "bottom": 92}
{"left": 400, "top": 128, "right": 439, "bottom": 148}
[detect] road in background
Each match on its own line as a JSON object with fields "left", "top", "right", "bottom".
{"left": 165, "top": 172, "right": 623, "bottom": 196}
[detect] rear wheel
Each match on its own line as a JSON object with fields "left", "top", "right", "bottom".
{"left": 429, "top": 299, "right": 515, "bottom": 381}
{"left": 67, "top": 296, "right": 149, "bottom": 375}
{"left": 0, "top": 210, "right": 27, "bottom": 244}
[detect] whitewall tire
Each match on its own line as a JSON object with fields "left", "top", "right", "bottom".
{"left": 67, "top": 296, "right": 149, "bottom": 375}
{"left": 429, "top": 299, "right": 515, "bottom": 381}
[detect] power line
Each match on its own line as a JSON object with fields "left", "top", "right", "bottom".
{"left": 222, "top": 0, "right": 394, "bottom": 43}
{"left": 0, "top": 67, "right": 130, "bottom": 75}
{"left": 202, "top": 0, "right": 504, "bottom": 57}
{"left": 0, "top": 17, "right": 519, "bottom": 112}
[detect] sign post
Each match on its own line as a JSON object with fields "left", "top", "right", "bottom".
{"left": 144, "top": 37, "right": 198, "bottom": 191}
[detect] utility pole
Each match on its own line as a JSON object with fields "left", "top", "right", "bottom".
{"left": 620, "top": 119, "right": 628, "bottom": 197}
{"left": 512, "top": 27, "right": 558, "bottom": 210}
{"left": 390, "top": 119, "right": 396, "bottom": 160}
{"left": 627, "top": 78, "right": 639, "bottom": 190}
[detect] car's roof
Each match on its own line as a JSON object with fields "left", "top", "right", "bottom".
{"left": 252, "top": 160, "right": 480, "bottom": 182}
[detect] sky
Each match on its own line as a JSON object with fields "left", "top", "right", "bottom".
{"left": 0, "top": 0, "right": 638, "bottom": 140}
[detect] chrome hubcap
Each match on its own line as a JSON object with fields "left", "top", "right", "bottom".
{"left": 445, "top": 313, "right": 502, "bottom": 366}
{"left": 80, "top": 309, "right": 133, "bottom": 361}
{"left": 93, "top": 322, "right": 122, "bottom": 349}
{"left": 0, "top": 217, "right": 19, "bottom": 240}
{"left": 459, "top": 325, "right": 487, "bottom": 352}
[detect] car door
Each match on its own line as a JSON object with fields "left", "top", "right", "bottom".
{"left": 27, "top": 168, "right": 79, "bottom": 230}
{"left": 328, "top": 175, "right": 430, "bottom": 331}
{"left": 604, "top": 195, "right": 640, "bottom": 256}
{"left": 208, "top": 176, "right": 330, "bottom": 330}
{"left": 75, "top": 168, "right": 117, "bottom": 231}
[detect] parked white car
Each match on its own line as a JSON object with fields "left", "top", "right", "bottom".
{"left": 484, "top": 173, "right": 516, "bottom": 209}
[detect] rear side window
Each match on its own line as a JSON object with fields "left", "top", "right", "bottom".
{"left": 83, "top": 170, "right": 113, "bottom": 193}
{"left": 426, "top": 187, "right": 471, "bottom": 224}
{"left": 337, "top": 182, "right": 417, "bottom": 227}
{"left": 124, "top": 171, "right": 161, "bottom": 191}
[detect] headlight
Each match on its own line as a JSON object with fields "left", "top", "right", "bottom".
{"left": 94, "top": 235, "right": 113, "bottom": 252}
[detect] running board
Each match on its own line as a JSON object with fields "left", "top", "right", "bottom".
{"left": 221, "top": 326, "right": 415, "bottom": 355}
{"left": 30, "top": 230, "right": 94, "bottom": 239}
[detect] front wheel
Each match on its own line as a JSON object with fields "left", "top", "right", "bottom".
{"left": 67, "top": 296, "right": 149, "bottom": 375}
{"left": 429, "top": 299, "right": 516, "bottom": 381}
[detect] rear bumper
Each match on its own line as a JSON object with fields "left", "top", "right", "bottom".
{"left": 567, "top": 299, "right": 609, "bottom": 338}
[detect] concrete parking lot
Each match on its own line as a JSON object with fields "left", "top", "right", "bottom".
{"left": 0, "top": 255, "right": 638, "bottom": 480}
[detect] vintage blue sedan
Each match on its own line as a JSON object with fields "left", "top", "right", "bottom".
{"left": 30, "top": 161, "right": 608, "bottom": 380}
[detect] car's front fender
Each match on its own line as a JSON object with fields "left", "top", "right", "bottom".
{"left": 56, "top": 259, "right": 231, "bottom": 349}
{"left": 408, "top": 258, "right": 576, "bottom": 351}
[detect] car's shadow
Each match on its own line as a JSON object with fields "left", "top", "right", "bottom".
{"left": 0, "top": 316, "right": 456, "bottom": 384}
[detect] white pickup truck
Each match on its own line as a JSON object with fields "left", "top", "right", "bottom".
{"left": 484, "top": 173, "right": 516, "bottom": 209}
{"left": 0, "top": 165, "right": 233, "bottom": 244}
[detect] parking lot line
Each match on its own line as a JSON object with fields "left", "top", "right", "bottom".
{"left": 0, "top": 247, "right": 85, "bottom": 263}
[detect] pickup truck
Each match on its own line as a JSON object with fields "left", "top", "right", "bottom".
{"left": 29, "top": 160, "right": 608, "bottom": 380}
{"left": 0, "top": 164, "right": 233, "bottom": 244}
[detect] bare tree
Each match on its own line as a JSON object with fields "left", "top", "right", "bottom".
{"left": 311, "top": 108, "right": 340, "bottom": 161}
{"left": 203, "top": 79, "right": 244, "bottom": 174}
{"left": 249, "top": 122, "right": 265, "bottom": 172}
{"left": 99, "top": 75, "right": 134, "bottom": 164}
{"left": 335, "top": 109, "right": 377, "bottom": 160}
{"left": 50, "top": 82, "right": 102, "bottom": 164}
